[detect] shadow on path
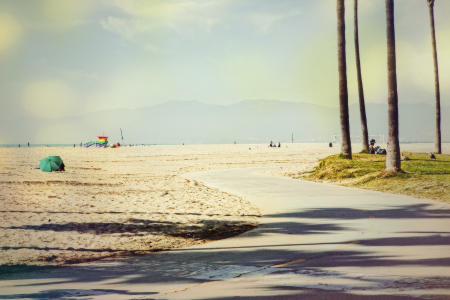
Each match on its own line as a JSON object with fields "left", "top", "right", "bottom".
{"left": 267, "top": 204, "right": 450, "bottom": 220}
{"left": 1, "top": 201, "right": 449, "bottom": 299}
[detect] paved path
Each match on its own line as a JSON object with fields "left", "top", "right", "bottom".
{"left": 1, "top": 168, "right": 449, "bottom": 299}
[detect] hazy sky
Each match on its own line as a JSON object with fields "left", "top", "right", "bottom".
{"left": 1, "top": 0, "right": 449, "bottom": 123}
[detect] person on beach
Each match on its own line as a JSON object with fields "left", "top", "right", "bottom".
{"left": 369, "top": 139, "right": 376, "bottom": 154}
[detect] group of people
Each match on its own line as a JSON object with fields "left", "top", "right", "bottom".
{"left": 328, "top": 139, "right": 386, "bottom": 155}
{"left": 269, "top": 141, "right": 281, "bottom": 148}
{"left": 369, "top": 139, "right": 386, "bottom": 155}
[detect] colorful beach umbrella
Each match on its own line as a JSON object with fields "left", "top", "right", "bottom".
{"left": 39, "top": 156, "right": 64, "bottom": 172}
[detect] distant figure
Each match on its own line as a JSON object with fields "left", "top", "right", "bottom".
{"left": 269, "top": 140, "right": 273, "bottom": 147}
{"left": 369, "top": 139, "right": 376, "bottom": 154}
{"left": 278, "top": 142, "right": 281, "bottom": 148}
{"left": 234, "top": 141, "right": 237, "bottom": 144}
{"left": 73, "top": 144, "right": 76, "bottom": 148}
{"left": 80, "top": 142, "right": 82, "bottom": 147}
{"left": 18, "top": 144, "right": 20, "bottom": 148}
{"left": 377, "top": 148, "right": 387, "bottom": 155}
{"left": 430, "top": 153, "right": 436, "bottom": 160}
{"left": 27, "top": 142, "right": 30, "bottom": 147}
{"left": 329, "top": 142, "right": 333, "bottom": 148}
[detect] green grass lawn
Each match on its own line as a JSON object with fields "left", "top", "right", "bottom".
{"left": 302, "top": 152, "right": 450, "bottom": 203}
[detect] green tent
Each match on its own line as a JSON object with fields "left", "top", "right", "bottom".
{"left": 39, "top": 156, "right": 65, "bottom": 172}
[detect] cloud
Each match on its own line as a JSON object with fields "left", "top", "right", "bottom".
{"left": 100, "top": 16, "right": 147, "bottom": 40}
{"left": 22, "top": 80, "right": 75, "bottom": 119}
{"left": 106, "top": 0, "right": 222, "bottom": 18}
{"left": 0, "top": 12, "right": 22, "bottom": 55}
{"left": 41, "top": 0, "right": 93, "bottom": 29}
{"left": 100, "top": 0, "right": 222, "bottom": 41}
{"left": 248, "top": 9, "right": 302, "bottom": 34}
{"left": 100, "top": 16, "right": 173, "bottom": 41}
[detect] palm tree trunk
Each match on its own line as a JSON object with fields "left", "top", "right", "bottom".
{"left": 427, "top": 0, "right": 441, "bottom": 154}
{"left": 354, "top": 0, "right": 369, "bottom": 152}
{"left": 337, "top": 0, "right": 352, "bottom": 159}
{"left": 385, "top": 0, "right": 401, "bottom": 171}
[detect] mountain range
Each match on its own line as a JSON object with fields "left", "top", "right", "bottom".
{"left": 2, "top": 100, "right": 449, "bottom": 144}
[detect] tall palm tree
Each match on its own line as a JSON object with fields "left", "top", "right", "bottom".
{"left": 385, "top": 0, "right": 401, "bottom": 171}
{"left": 427, "top": 0, "right": 441, "bottom": 154}
{"left": 337, "top": 0, "right": 352, "bottom": 159}
{"left": 354, "top": 0, "right": 369, "bottom": 152}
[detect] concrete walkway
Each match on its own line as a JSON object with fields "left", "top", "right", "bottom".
{"left": 1, "top": 168, "right": 449, "bottom": 299}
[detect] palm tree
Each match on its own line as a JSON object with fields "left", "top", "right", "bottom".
{"left": 337, "top": 0, "right": 352, "bottom": 159}
{"left": 427, "top": 0, "right": 441, "bottom": 154}
{"left": 354, "top": 0, "right": 369, "bottom": 152}
{"left": 385, "top": 0, "right": 401, "bottom": 171}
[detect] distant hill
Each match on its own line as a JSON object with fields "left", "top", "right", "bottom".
{"left": 1, "top": 100, "right": 449, "bottom": 144}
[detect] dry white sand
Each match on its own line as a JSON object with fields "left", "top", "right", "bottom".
{"left": 0, "top": 143, "right": 446, "bottom": 265}
{"left": 0, "top": 143, "right": 335, "bottom": 265}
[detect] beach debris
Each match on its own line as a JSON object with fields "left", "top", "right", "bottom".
{"left": 39, "top": 156, "right": 65, "bottom": 172}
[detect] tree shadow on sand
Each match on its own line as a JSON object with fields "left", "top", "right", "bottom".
{"left": 205, "top": 287, "right": 450, "bottom": 300}
{"left": 1, "top": 247, "right": 449, "bottom": 298}
{"left": 7, "top": 218, "right": 256, "bottom": 240}
{"left": 1, "top": 202, "right": 449, "bottom": 299}
{"left": 0, "top": 288, "right": 156, "bottom": 300}
{"left": 267, "top": 204, "right": 450, "bottom": 220}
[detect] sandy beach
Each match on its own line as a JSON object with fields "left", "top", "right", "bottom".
{"left": 1, "top": 143, "right": 447, "bottom": 266}
{"left": 0, "top": 143, "right": 336, "bottom": 265}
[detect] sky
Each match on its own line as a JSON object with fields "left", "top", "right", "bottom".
{"left": 0, "top": 0, "right": 449, "bottom": 142}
